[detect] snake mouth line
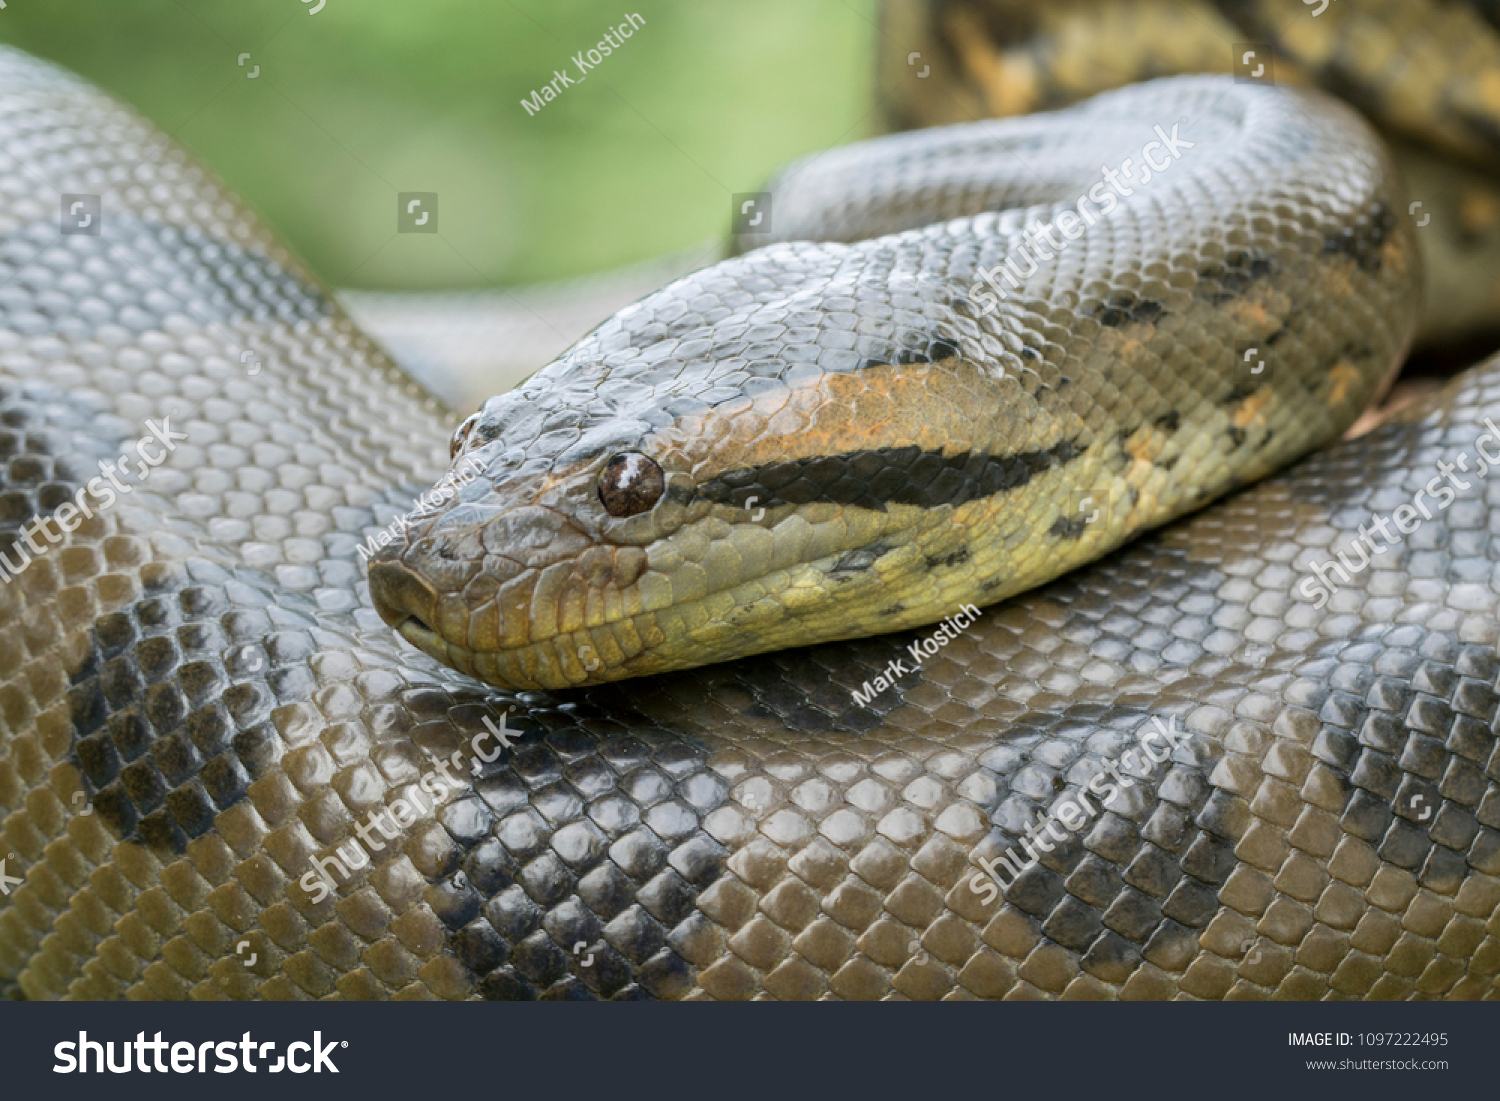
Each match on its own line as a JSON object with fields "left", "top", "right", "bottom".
{"left": 396, "top": 613, "right": 441, "bottom": 648}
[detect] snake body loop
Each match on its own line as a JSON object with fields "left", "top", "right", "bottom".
{"left": 0, "top": 42, "right": 1497, "bottom": 1002}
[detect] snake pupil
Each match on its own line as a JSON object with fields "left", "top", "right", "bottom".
{"left": 598, "top": 452, "right": 665, "bottom": 517}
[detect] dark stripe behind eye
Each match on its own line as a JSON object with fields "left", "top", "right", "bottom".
{"left": 697, "top": 440, "right": 1079, "bottom": 512}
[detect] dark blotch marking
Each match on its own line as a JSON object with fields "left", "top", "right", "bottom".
{"left": 860, "top": 335, "right": 963, "bottom": 371}
{"left": 1050, "top": 513, "right": 1089, "bottom": 540}
{"left": 1095, "top": 294, "right": 1164, "bottom": 328}
{"left": 894, "top": 337, "right": 962, "bottom": 365}
{"left": 1323, "top": 200, "right": 1397, "bottom": 273}
{"left": 662, "top": 481, "right": 694, "bottom": 507}
{"left": 1196, "top": 250, "right": 1277, "bottom": 304}
{"left": 698, "top": 440, "right": 1081, "bottom": 513}
{"left": 832, "top": 542, "right": 897, "bottom": 573}
{"left": 924, "top": 548, "right": 970, "bottom": 571}
{"left": 1154, "top": 411, "right": 1180, "bottom": 432}
{"left": 437, "top": 703, "right": 731, "bottom": 1000}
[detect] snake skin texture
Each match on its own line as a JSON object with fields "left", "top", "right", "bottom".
{"left": 0, "top": 40, "right": 1496, "bottom": 1001}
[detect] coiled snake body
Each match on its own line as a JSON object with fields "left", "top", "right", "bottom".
{"left": 1, "top": 35, "right": 1498, "bottom": 1000}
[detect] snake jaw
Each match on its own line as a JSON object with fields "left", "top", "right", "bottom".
{"left": 367, "top": 557, "right": 442, "bottom": 640}
{"left": 396, "top": 615, "right": 448, "bottom": 658}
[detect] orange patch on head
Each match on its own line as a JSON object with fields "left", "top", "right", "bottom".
{"left": 663, "top": 362, "right": 1013, "bottom": 480}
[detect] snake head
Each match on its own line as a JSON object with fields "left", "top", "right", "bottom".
{"left": 363, "top": 252, "right": 1072, "bottom": 690}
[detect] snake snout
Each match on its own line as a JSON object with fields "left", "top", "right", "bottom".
{"left": 367, "top": 492, "right": 619, "bottom": 685}
{"left": 368, "top": 557, "right": 442, "bottom": 640}
{"left": 367, "top": 517, "right": 495, "bottom": 660}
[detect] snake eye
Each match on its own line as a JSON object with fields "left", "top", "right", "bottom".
{"left": 450, "top": 413, "right": 479, "bottom": 460}
{"left": 598, "top": 452, "right": 665, "bottom": 517}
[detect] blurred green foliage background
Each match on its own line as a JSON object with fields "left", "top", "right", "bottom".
{"left": 0, "top": 0, "right": 872, "bottom": 289}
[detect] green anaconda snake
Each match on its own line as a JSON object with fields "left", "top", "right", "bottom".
{"left": 3, "top": 6, "right": 1500, "bottom": 1000}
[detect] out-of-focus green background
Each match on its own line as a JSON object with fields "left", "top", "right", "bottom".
{"left": 0, "top": 0, "right": 872, "bottom": 289}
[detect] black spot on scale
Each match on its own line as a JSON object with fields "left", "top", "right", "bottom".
{"left": 895, "top": 337, "right": 962, "bottom": 365}
{"left": 832, "top": 542, "right": 897, "bottom": 573}
{"left": 860, "top": 337, "right": 963, "bottom": 370}
{"left": 1095, "top": 294, "right": 1164, "bottom": 327}
{"left": 1228, "top": 425, "right": 1247, "bottom": 448}
{"left": 1154, "top": 411, "right": 1181, "bottom": 432}
{"left": 924, "top": 548, "right": 970, "bottom": 571}
{"left": 1195, "top": 251, "right": 1277, "bottom": 305}
{"left": 1049, "top": 513, "right": 1090, "bottom": 540}
{"left": 1220, "top": 385, "right": 1256, "bottom": 406}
